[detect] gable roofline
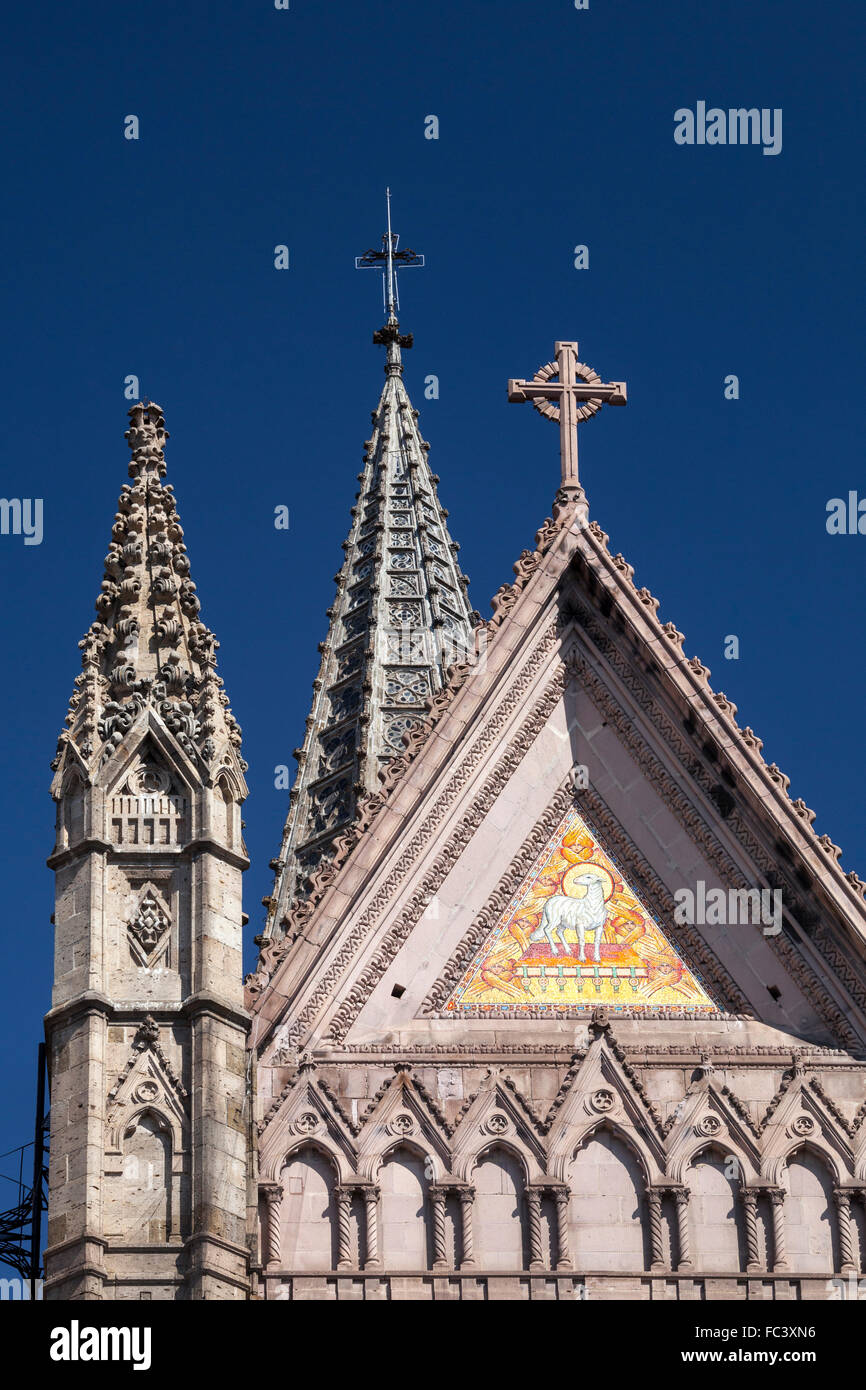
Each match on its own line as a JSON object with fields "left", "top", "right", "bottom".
{"left": 246, "top": 491, "right": 866, "bottom": 1042}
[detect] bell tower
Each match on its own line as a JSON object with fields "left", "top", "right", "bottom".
{"left": 44, "top": 402, "right": 251, "bottom": 1300}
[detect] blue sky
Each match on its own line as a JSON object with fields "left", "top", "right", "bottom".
{"left": 1, "top": 0, "right": 864, "bottom": 1249}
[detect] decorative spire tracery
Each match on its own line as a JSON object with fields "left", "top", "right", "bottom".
{"left": 51, "top": 402, "right": 245, "bottom": 787}
{"left": 262, "top": 202, "right": 474, "bottom": 939}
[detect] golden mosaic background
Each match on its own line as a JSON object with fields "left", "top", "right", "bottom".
{"left": 446, "top": 807, "right": 716, "bottom": 1013}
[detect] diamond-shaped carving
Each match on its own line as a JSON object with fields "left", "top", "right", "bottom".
{"left": 128, "top": 891, "right": 170, "bottom": 967}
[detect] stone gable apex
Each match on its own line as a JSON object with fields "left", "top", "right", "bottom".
{"left": 248, "top": 499, "right": 866, "bottom": 1061}
{"left": 104, "top": 1015, "right": 189, "bottom": 1158}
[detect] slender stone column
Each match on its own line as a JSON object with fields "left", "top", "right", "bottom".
{"left": 769, "top": 1189, "right": 788, "bottom": 1272}
{"left": 261, "top": 1184, "right": 283, "bottom": 1268}
{"left": 429, "top": 1187, "right": 448, "bottom": 1270}
{"left": 674, "top": 1189, "right": 693, "bottom": 1270}
{"left": 527, "top": 1189, "right": 544, "bottom": 1271}
{"left": 334, "top": 1186, "right": 353, "bottom": 1271}
{"left": 459, "top": 1188, "right": 476, "bottom": 1269}
{"left": 363, "top": 1186, "right": 381, "bottom": 1270}
{"left": 647, "top": 1189, "right": 666, "bottom": 1272}
{"left": 553, "top": 1188, "right": 572, "bottom": 1271}
{"left": 833, "top": 1190, "right": 858, "bottom": 1275}
{"left": 742, "top": 1190, "right": 762, "bottom": 1273}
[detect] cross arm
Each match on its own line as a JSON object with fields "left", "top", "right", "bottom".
{"left": 508, "top": 378, "right": 627, "bottom": 406}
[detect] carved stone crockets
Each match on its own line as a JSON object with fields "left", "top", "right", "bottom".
{"left": 50, "top": 402, "right": 246, "bottom": 792}
{"left": 44, "top": 402, "right": 250, "bottom": 1302}
{"left": 263, "top": 321, "right": 475, "bottom": 933}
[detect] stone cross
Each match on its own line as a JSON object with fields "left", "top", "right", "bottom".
{"left": 508, "top": 341, "right": 627, "bottom": 487}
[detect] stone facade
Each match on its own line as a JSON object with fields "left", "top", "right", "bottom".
{"left": 245, "top": 353, "right": 866, "bottom": 1299}
{"left": 44, "top": 404, "right": 250, "bottom": 1299}
{"left": 45, "top": 333, "right": 866, "bottom": 1302}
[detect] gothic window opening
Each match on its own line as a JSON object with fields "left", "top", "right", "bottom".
{"left": 120, "top": 1111, "right": 172, "bottom": 1245}
{"left": 569, "top": 1129, "right": 648, "bottom": 1273}
{"left": 279, "top": 1148, "right": 339, "bottom": 1273}
{"left": 783, "top": 1150, "right": 839, "bottom": 1274}
{"left": 472, "top": 1147, "right": 527, "bottom": 1271}
{"left": 688, "top": 1149, "right": 747, "bottom": 1274}
{"left": 378, "top": 1147, "right": 431, "bottom": 1271}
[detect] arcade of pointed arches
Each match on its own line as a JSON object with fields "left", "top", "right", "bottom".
{"left": 257, "top": 1119, "right": 865, "bottom": 1277}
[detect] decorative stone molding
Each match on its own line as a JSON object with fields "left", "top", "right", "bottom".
{"left": 789, "top": 1114, "right": 815, "bottom": 1138}
{"left": 589, "top": 1088, "right": 616, "bottom": 1115}
{"left": 253, "top": 622, "right": 560, "bottom": 1017}
{"left": 127, "top": 889, "right": 171, "bottom": 968}
{"left": 107, "top": 1015, "right": 187, "bottom": 1110}
{"left": 322, "top": 669, "right": 567, "bottom": 1043}
{"left": 483, "top": 1113, "right": 510, "bottom": 1136}
{"left": 556, "top": 601, "right": 865, "bottom": 1047}
{"left": 387, "top": 1112, "right": 415, "bottom": 1137}
{"left": 694, "top": 1114, "right": 725, "bottom": 1139}
{"left": 260, "top": 343, "right": 475, "bottom": 930}
{"left": 51, "top": 403, "right": 247, "bottom": 794}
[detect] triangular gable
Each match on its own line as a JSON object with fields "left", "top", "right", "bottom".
{"left": 442, "top": 802, "right": 716, "bottom": 1016}
{"left": 250, "top": 502, "right": 866, "bottom": 1058}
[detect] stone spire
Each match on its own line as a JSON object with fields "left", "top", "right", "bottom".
{"left": 263, "top": 223, "right": 475, "bottom": 939}
{"left": 45, "top": 400, "right": 250, "bottom": 1301}
{"left": 50, "top": 400, "right": 246, "bottom": 786}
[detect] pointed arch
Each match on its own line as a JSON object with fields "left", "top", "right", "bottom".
{"left": 59, "top": 766, "right": 86, "bottom": 847}
{"left": 377, "top": 1144, "right": 432, "bottom": 1271}
{"left": 277, "top": 1144, "right": 340, "bottom": 1273}
{"left": 669, "top": 1115, "right": 759, "bottom": 1188}
{"left": 111, "top": 1107, "right": 175, "bottom": 1245}
{"left": 574, "top": 1117, "right": 651, "bottom": 1187}
{"left": 469, "top": 1138, "right": 532, "bottom": 1184}
{"left": 769, "top": 1137, "right": 846, "bottom": 1189}
{"left": 471, "top": 1145, "right": 529, "bottom": 1271}
{"left": 781, "top": 1146, "right": 841, "bottom": 1274}
{"left": 213, "top": 773, "right": 238, "bottom": 849}
{"left": 686, "top": 1144, "right": 748, "bottom": 1274}
{"left": 568, "top": 1124, "right": 650, "bottom": 1272}
{"left": 374, "top": 1134, "right": 440, "bottom": 1181}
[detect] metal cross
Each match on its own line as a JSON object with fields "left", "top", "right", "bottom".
{"left": 355, "top": 188, "right": 425, "bottom": 320}
{"left": 508, "top": 341, "right": 627, "bottom": 487}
